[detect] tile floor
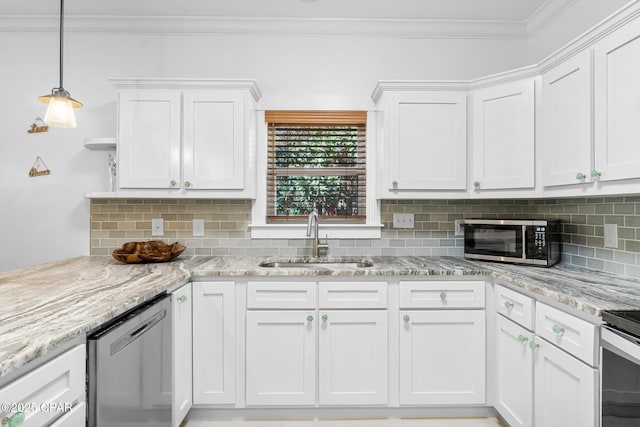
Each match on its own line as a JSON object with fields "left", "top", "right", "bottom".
{"left": 186, "top": 417, "right": 504, "bottom": 427}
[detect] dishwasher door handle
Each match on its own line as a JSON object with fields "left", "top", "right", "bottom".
{"left": 110, "top": 309, "right": 167, "bottom": 356}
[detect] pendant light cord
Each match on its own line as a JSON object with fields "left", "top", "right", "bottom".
{"left": 58, "top": 0, "right": 64, "bottom": 90}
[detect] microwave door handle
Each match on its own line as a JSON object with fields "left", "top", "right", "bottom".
{"left": 522, "top": 227, "right": 527, "bottom": 259}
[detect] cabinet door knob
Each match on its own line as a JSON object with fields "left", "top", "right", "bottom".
{"left": 473, "top": 181, "right": 480, "bottom": 189}
{"left": 517, "top": 335, "right": 529, "bottom": 344}
{"left": 184, "top": 181, "right": 191, "bottom": 188}
{"left": 403, "top": 314, "right": 410, "bottom": 323}
{"left": 440, "top": 291, "right": 447, "bottom": 301}
{"left": 575, "top": 172, "right": 586, "bottom": 181}
{"left": 392, "top": 180, "right": 398, "bottom": 190}
{"left": 170, "top": 180, "right": 177, "bottom": 187}
{"left": 552, "top": 324, "right": 565, "bottom": 336}
{"left": 591, "top": 170, "right": 601, "bottom": 180}
{"left": 307, "top": 315, "right": 313, "bottom": 322}
{"left": 178, "top": 295, "right": 188, "bottom": 303}
{"left": 504, "top": 301, "right": 514, "bottom": 310}
{"left": 321, "top": 314, "right": 328, "bottom": 322}
{"left": 529, "top": 341, "right": 540, "bottom": 351}
{"left": 3, "top": 412, "right": 25, "bottom": 427}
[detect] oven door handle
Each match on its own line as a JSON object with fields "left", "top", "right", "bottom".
{"left": 601, "top": 326, "right": 640, "bottom": 365}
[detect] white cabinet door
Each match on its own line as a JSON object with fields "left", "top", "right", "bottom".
{"left": 246, "top": 310, "right": 316, "bottom": 406}
{"left": 172, "top": 283, "right": 192, "bottom": 426}
{"left": 183, "top": 91, "right": 245, "bottom": 190}
{"left": 118, "top": 90, "right": 182, "bottom": 189}
{"left": 472, "top": 79, "right": 535, "bottom": 190}
{"left": 193, "top": 281, "right": 236, "bottom": 405}
{"left": 385, "top": 91, "right": 467, "bottom": 191}
{"left": 533, "top": 338, "right": 598, "bottom": 427}
{"left": 541, "top": 51, "right": 593, "bottom": 187}
{"left": 318, "top": 310, "right": 388, "bottom": 405}
{"left": 399, "top": 310, "right": 485, "bottom": 405}
{"left": 594, "top": 17, "right": 640, "bottom": 182}
{"left": 495, "top": 315, "right": 533, "bottom": 427}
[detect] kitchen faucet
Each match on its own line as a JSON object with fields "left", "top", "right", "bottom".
{"left": 306, "top": 209, "right": 329, "bottom": 257}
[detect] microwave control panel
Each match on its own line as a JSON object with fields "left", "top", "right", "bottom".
{"left": 526, "top": 225, "right": 548, "bottom": 259}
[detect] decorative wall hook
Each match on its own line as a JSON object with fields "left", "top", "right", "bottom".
{"left": 29, "top": 156, "right": 51, "bottom": 177}
{"left": 27, "top": 117, "right": 49, "bottom": 134}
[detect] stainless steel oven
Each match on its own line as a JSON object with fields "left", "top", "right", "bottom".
{"left": 601, "top": 311, "right": 640, "bottom": 426}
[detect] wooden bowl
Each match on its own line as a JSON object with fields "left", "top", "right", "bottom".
{"left": 112, "top": 240, "right": 187, "bottom": 264}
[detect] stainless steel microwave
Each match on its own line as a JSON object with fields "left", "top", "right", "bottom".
{"left": 463, "top": 219, "right": 560, "bottom": 267}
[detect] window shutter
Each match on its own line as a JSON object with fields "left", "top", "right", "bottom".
{"left": 266, "top": 111, "right": 367, "bottom": 223}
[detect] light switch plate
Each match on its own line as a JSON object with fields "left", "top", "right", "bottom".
{"left": 393, "top": 213, "right": 414, "bottom": 229}
{"left": 604, "top": 223, "right": 618, "bottom": 248}
{"left": 151, "top": 218, "right": 164, "bottom": 236}
{"left": 193, "top": 219, "right": 205, "bottom": 237}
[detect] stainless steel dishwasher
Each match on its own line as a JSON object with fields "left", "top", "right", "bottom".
{"left": 88, "top": 293, "right": 172, "bottom": 427}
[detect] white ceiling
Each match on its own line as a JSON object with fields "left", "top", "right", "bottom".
{"left": 4, "top": 0, "right": 551, "bottom": 22}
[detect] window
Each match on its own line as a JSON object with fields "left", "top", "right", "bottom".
{"left": 265, "top": 111, "right": 367, "bottom": 224}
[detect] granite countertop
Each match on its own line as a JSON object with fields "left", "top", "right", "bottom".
{"left": 2, "top": 255, "right": 640, "bottom": 380}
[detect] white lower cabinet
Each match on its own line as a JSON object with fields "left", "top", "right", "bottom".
{"left": 193, "top": 281, "right": 236, "bottom": 405}
{"left": 0, "top": 344, "right": 86, "bottom": 427}
{"left": 245, "top": 310, "right": 317, "bottom": 406}
{"left": 494, "top": 285, "right": 599, "bottom": 427}
{"left": 172, "top": 283, "right": 193, "bottom": 426}
{"left": 318, "top": 310, "right": 388, "bottom": 405}
{"left": 399, "top": 310, "right": 486, "bottom": 405}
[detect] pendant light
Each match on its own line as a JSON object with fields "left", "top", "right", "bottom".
{"left": 38, "top": 0, "right": 82, "bottom": 128}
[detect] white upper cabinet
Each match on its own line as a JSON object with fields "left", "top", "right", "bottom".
{"left": 541, "top": 51, "right": 593, "bottom": 187}
{"left": 114, "top": 79, "right": 260, "bottom": 198}
{"left": 471, "top": 79, "right": 535, "bottom": 191}
{"left": 373, "top": 84, "right": 467, "bottom": 197}
{"left": 594, "top": 16, "right": 640, "bottom": 182}
{"left": 118, "top": 90, "right": 182, "bottom": 189}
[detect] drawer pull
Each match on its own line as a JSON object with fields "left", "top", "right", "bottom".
{"left": 321, "top": 314, "right": 328, "bottom": 322}
{"left": 307, "top": 315, "right": 313, "bottom": 322}
{"left": 3, "top": 412, "right": 25, "bottom": 427}
{"left": 518, "top": 335, "right": 528, "bottom": 344}
{"left": 552, "top": 324, "right": 565, "bottom": 336}
{"left": 504, "top": 301, "right": 514, "bottom": 310}
{"left": 403, "top": 314, "right": 410, "bottom": 323}
{"left": 440, "top": 291, "right": 447, "bottom": 301}
{"left": 529, "top": 341, "right": 540, "bottom": 351}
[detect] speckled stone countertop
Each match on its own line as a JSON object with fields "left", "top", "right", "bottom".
{"left": 2, "top": 255, "right": 640, "bottom": 380}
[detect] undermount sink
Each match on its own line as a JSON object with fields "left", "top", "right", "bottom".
{"left": 259, "top": 258, "right": 374, "bottom": 269}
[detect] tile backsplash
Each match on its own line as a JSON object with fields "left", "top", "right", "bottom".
{"left": 91, "top": 195, "right": 640, "bottom": 277}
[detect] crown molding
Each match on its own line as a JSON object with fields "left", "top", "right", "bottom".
{"left": 109, "top": 78, "right": 262, "bottom": 101}
{"left": 0, "top": 15, "right": 527, "bottom": 39}
{"left": 525, "top": 0, "right": 579, "bottom": 37}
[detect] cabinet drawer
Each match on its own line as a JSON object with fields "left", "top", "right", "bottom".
{"left": 0, "top": 345, "right": 86, "bottom": 426}
{"left": 49, "top": 402, "right": 86, "bottom": 426}
{"left": 495, "top": 284, "right": 534, "bottom": 330}
{"left": 535, "top": 302, "right": 597, "bottom": 366}
{"left": 319, "top": 282, "right": 387, "bottom": 309}
{"left": 399, "top": 281, "right": 485, "bottom": 309}
{"left": 247, "top": 281, "right": 317, "bottom": 309}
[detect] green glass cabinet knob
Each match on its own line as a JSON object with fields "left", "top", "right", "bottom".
{"left": 591, "top": 170, "right": 601, "bottom": 179}
{"left": 529, "top": 341, "right": 540, "bottom": 351}
{"left": 473, "top": 181, "right": 480, "bottom": 188}
{"left": 170, "top": 180, "right": 177, "bottom": 187}
{"left": 392, "top": 180, "right": 398, "bottom": 190}
{"left": 184, "top": 181, "right": 191, "bottom": 188}
{"left": 440, "top": 291, "right": 447, "bottom": 300}
{"left": 6, "top": 412, "right": 25, "bottom": 427}
{"left": 322, "top": 314, "right": 328, "bottom": 322}
{"left": 178, "top": 295, "right": 187, "bottom": 303}
{"left": 504, "top": 301, "right": 514, "bottom": 310}
{"left": 518, "top": 335, "right": 528, "bottom": 344}
{"left": 403, "top": 314, "right": 410, "bottom": 323}
{"left": 552, "top": 324, "right": 565, "bottom": 335}
{"left": 307, "top": 315, "right": 313, "bottom": 322}
{"left": 575, "top": 172, "right": 586, "bottom": 181}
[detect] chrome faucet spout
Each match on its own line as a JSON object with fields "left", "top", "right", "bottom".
{"left": 306, "top": 209, "right": 328, "bottom": 257}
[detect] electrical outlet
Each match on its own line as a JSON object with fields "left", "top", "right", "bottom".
{"left": 604, "top": 223, "right": 618, "bottom": 248}
{"left": 193, "top": 219, "right": 205, "bottom": 237}
{"left": 151, "top": 218, "right": 164, "bottom": 236}
{"left": 455, "top": 219, "right": 465, "bottom": 236}
{"left": 393, "top": 213, "right": 414, "bottom": 229}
